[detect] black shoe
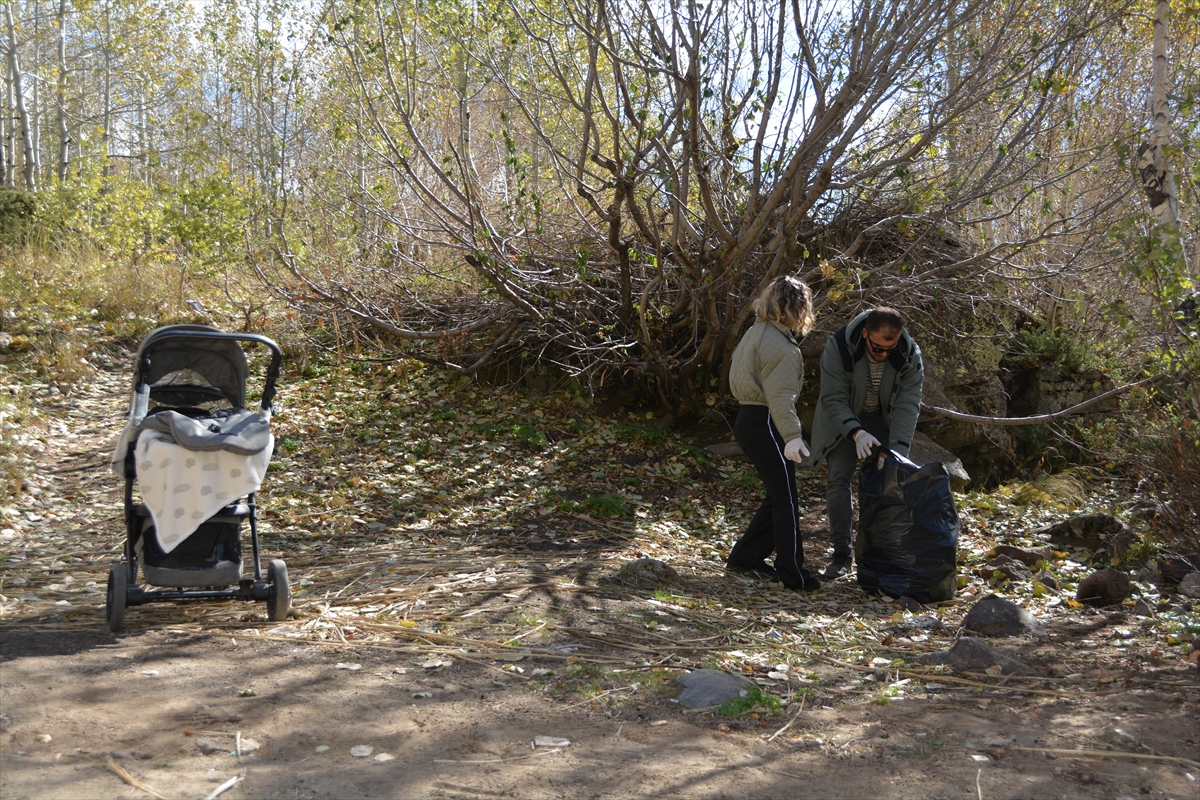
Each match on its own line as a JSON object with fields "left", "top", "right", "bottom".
{"left": 821, "top": 555, "right": 852, "bottom": 580}
{"left": 725, "top": 560, "right": 779, "bottom": 581}
{"left": 783, "top": 568, "right": 821, "bottom": 593}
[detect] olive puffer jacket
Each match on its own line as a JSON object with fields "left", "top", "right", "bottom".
{"left": 728, "top": 320, "right": 805, "bottom": 444}
{"left": 802, "top": 310, "right": 924, "bottom": 467}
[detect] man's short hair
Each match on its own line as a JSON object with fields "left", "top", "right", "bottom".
{"left": 864, "top": 307, "right": 903, "bottom": 333}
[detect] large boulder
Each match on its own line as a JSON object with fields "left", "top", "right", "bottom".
{"left": 908, "top": 432, "right": 971, "bottom": 490}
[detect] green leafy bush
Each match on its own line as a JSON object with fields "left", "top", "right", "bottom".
{"left": 583, "top": 493, "right": 631, "bottom": 517}
{"left": 717, "top": 686, "right": 781, "bottom": 717}
{"left": 0, "top": 188, "right": 35, "bottom": 243}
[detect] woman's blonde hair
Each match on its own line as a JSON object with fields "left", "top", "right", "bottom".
{"left": 752, "top": 275, "right": 815, "bottom": 335}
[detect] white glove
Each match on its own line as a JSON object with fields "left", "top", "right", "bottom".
{"left": 853, "top": 430, "right": 880, "bottom": 459}
{"left": 784, "top": 437, "right": 810, "bottom": 462}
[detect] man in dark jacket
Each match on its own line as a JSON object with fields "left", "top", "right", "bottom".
{"left": 802, "top": 308, "right": 924, "bottom": 579}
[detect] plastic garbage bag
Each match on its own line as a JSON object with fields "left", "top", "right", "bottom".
{"left": 856, "top": 449, "right": 959, "bottom": 603}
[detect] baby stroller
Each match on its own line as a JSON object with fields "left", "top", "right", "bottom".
{"left": 106, "top": 324, "right": 290, "bottom": 632}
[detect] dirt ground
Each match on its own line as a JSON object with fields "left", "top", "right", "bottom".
{"left": 2, "top": 624, "right": 1198, "bottom": 800}
{"left": 2, "top": 346, "right": 1199, "bottom": 800}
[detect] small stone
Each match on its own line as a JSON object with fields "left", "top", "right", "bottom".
{"left": 315, "top": 745, "right": 330, "bottom": 753}
{"left": 335, "top": 662, "right": 362, "bottom": 671}
{"left": 35, "top": 734, "right": 52, "bottom": 743}
{"left": 196, "top": 739, "right": 225, "bottom": 754}
{"left": 373, "top": 753, "right": 396, "bottom": 762}
{"left": 991, "top": 545, "right": 1048, "bottom": 567}
{"left": 350, "top": 745, "right": 374, "bottom": 757}
{"left": 984, "top": 556, "right": 1033, "bottom": 583}
{"left": 1032, "top": 570, "right": 1060, "bottom": 591}
{"left": 1178, "top": 573, "right": 1200, "bottom": 599}
{"left": 619, "top": 558, "right": 681, "bottom": 587}
{"left": 238, "top": 738, "right": 260, "bottom": 753}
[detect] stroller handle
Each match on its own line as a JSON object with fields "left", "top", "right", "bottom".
{"left": 137, "top": 329, "right": 283, "bottom": 412}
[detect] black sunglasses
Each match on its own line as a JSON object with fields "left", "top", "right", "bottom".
{"left": 865, "top": 335, "right": 898, "bottom": 355}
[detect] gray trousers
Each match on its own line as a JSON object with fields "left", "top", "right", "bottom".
{"left": 825, "top": 409, "right": 888, "bottom": 558}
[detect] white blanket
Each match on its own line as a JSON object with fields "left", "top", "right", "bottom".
{"left": 135, "top": 430, "right": 274, "bottom": 553}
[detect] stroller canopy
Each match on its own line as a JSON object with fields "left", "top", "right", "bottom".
{"left": 134, "top": 325, "right": 250, "bottom": 409}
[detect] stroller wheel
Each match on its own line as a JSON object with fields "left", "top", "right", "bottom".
{"left": 106, "top": 563, "right": 128, "bottom": 633}
{"left": 267, "top": 559, "right": 291, "bottom": 622}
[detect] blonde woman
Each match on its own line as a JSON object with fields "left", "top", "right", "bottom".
{"left": 725, "top": 275, "right": 821, "bottom": 592}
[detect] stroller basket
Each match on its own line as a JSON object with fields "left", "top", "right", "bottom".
{"left": 134, "top": 503, "right": 247, "bottom": 587}
{"left": 106, "top": 325, "right": 291, "bottom": 631}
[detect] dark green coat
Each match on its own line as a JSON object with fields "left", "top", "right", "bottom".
{"left": 802, "top": 310, "right": 924, "bottom": 467}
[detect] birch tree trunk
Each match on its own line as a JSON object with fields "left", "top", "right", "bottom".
{"left": 101, "top": 2, "right": 111, "bottom": 180}
{"left": 1137, "top": 0, "right": 1179, "bottom": 232}
{"left": 4, "top": 1, "right": 36, "bottom": 189}
{"left": 56, "top": 0, "right": 69, "bottom": 182}
{"left": 1, "top": 54, "right": 8, "bottom": 186}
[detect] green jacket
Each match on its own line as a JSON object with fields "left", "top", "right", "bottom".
{"left": 729, "top": 320, "right": 805, "bottom": 443}
{"left": 803, "top": 310, "right": 924, "bottom": 467}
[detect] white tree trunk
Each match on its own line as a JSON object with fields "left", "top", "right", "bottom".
{"left": 56, "top": 0, "right": 70, "bottom": 182}
{"left": 1, "top": 53, "right": 9, "bottom": 186}
{"left": 4, "top": 1, "right": 36, "bottom": 190}
{"left": 1137, "top": 0, "right": 1179, "bottom": 231}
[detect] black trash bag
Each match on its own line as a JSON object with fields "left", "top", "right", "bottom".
{"left": 856, "top": 449, "right": 959, "bottom": 603}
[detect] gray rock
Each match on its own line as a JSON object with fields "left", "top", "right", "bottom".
{"left": 916, "top": 637, "right": 1039, "bottom": 675}
{"left": 619, "top": 558, "right": 681, "bottom": 587}
{"left": 196, "top": 739, "right": 226, "bottom": 755}
{"left": 676, "top": 669, "right": 753, "bottom": 709}
{"left": 1034, "top": 513, "right": 1134, "bottom": 557}
{"left": 1160, "top": 556, "right": 1200, "bottom": 588}
{"left": 984, "top": 555, "right": 1033, "bottom": 583}
{"left": 1075, "top": 568, "right": 1130, "bottom": 607}
{"left": 1178, "top": 572, "right": 1200, "bottom": 599}
{"left": 704, "top": 441, "right": 745, "bottom": 458}
{"left": 908, "top": 433, "right": 971, "bottom": 490}
{"left": 962, "top": 594, "right": 1046, "bottom": 638}
{"left": 1032, "top": 570, "right": 1060, "bottom": 591}
{"left": 992, "top": 545, "right": 1049, "bottom": 567}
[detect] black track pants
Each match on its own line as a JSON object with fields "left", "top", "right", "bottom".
{"left": 727, "top": 405, "right": 807, "bottom": 587}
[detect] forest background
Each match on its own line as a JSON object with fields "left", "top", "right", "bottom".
{"left": 0, "top": 0, "right": 1198, "bottom": 540}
